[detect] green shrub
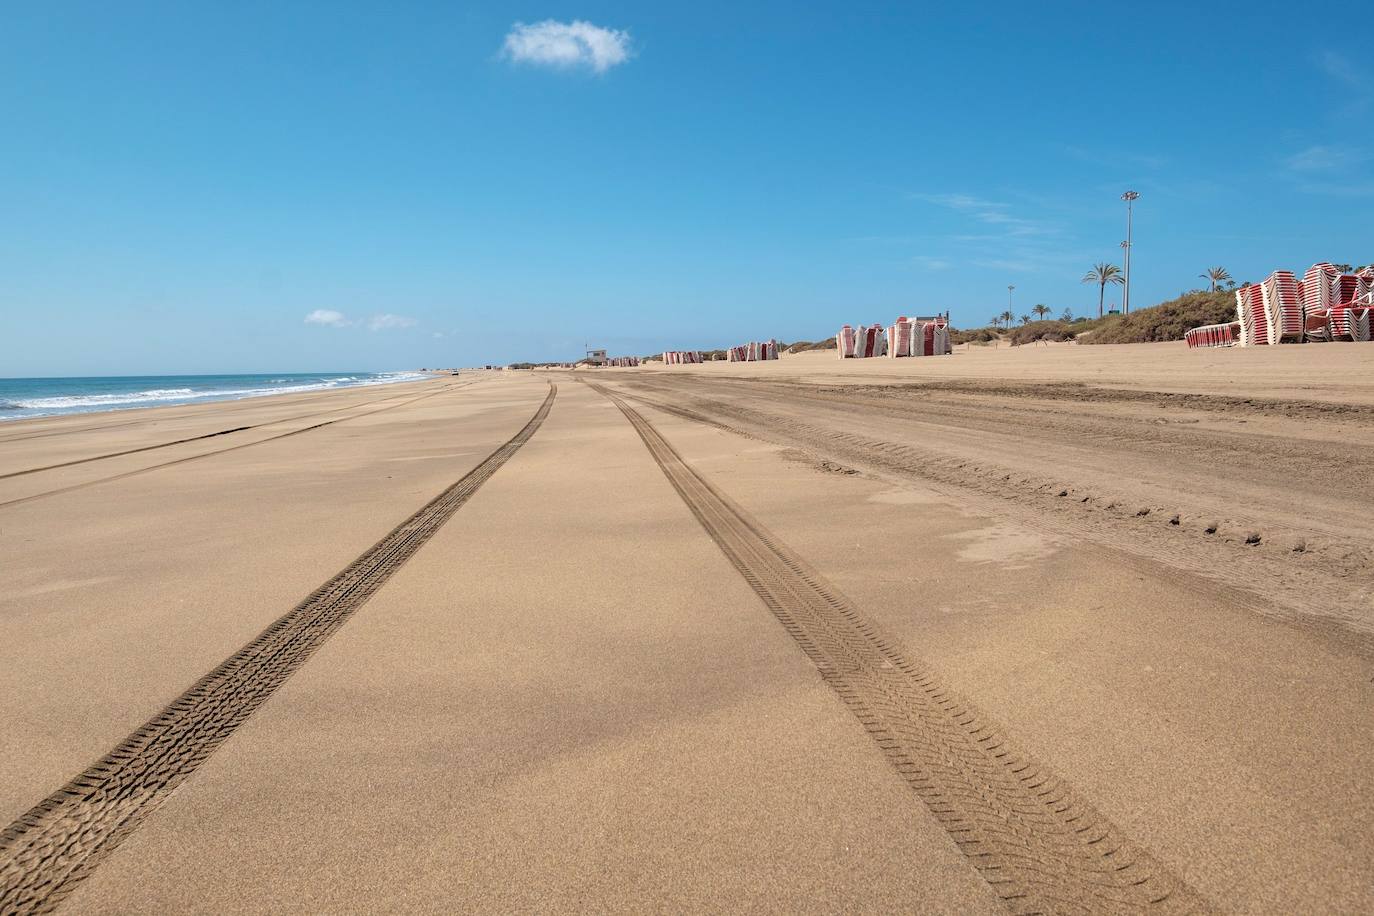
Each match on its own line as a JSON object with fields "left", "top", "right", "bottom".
{"left": 951, "top": 327, "right": 1001, "bottom": 345}
{"left": 1007, "top": 321, "right": 1077, "bottom": 346}
{"left": 1078, "top": 291, "right": 1235, "bottom": 344}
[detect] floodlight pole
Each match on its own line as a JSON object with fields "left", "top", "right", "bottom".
{"left": 1121, "top": 190, "right": 1139, "bottom": 314}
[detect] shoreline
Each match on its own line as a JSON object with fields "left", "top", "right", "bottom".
{"left": 0, "top": 371, "right": 441, "bottom": 429}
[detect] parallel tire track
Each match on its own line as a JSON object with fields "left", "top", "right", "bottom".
{"left": 613, "top": 380, "right": 1374, "bottom": 654}
{"left": 589, "top": 381, "right": 1209, "bottom": 916}
{"left": 0, "top": 384, "right": 556, "bottom": 915}
{"left": 0, "top": 383, "right": 457, "bottom": 481}
{"left": 0, "top": 382, "right": 468, "bottom": 511}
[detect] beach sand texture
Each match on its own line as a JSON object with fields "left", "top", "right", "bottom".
{"left": 2, "top": 348, "right": 1372, "bottom": 913}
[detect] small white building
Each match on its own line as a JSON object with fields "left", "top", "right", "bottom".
{"left": 586, "top": 349, "right": 607, "bottom": 366}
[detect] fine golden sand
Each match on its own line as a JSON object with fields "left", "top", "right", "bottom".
{"left": 2, "top": 347, "right": 1371, "bottom": 913}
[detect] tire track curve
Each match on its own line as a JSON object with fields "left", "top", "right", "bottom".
{"left": 0, "top": 383, "right": 460, "bottom": 481}
{"left": 0, "top": 382, "right": 467, "bottom": 511}
{"left": 588, "top": 381, "right": 1210, "bottom": 916}
{"left": 0, "top": 383, "right": 556, "bottom": 915}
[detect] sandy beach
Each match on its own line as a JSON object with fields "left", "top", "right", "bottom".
{"left": 3, "top": 350, "right": 1372, "bottom": 913}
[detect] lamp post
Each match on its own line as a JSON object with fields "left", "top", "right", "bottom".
{"left": 1007, "top": 284, "right": 1014, "bottom": 317}
{"left": 1121, "top": 191, "right": 1139, "bottom": 314}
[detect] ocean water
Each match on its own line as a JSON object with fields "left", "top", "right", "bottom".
{"left": 0, "top": 372, "right": 428, "bottom": 422}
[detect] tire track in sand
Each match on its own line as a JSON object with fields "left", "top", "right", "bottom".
{"left": 0, "top": 382, "right": 469, "bottom": 511}
{"left": 612, "top": 380, "right": 1374, "bottom": 656}
{"left": 0, "top": 384, "right": 556, "bottom": 915}
{"left": 588, "top": 381, "right": 1210, "bottom": 916}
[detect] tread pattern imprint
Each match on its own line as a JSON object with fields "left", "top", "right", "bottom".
{"left": 0, "top": 384, "right": 557, "bottom": 916}
{"left": 588, "top": 380, "right": 1212, "bottom": 916}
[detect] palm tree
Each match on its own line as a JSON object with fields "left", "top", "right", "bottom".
{"left": 1060, "top": 307, "right": 1074, "bottom": 322}
{"left": 1199, "top": 267, "right": 1233, "bottom": 292}
{"left": 1032, "top": 304, "right": 1050, "bottom": 321}
{"left": 1082, "top": 263, "right": 1124, "bottom": 319}
{"left": 999, "top": 310, "right": 1014, "bottom": 329}
{"left": 1019, "top": 314, "right": 1030, "bottom": 325}
{"left": 989, "top": 314, "right": 1002, "bottom": 329}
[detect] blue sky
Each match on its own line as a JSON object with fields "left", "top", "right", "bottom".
{"left": 3, "top": 1, "right": 1372, "bottom": 374}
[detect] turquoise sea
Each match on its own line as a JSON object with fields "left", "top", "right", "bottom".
{"left": 0, "top": 372, "right": 426, "bottom": 422}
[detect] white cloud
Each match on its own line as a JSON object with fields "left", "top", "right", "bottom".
{"left": 368, "top": 313, "right": 417, "bottom": 331}
{"left": 502, "top": 20, "right": 632, "bottom": 73}
{"left": 304, "top": 309, "right": 352, "bottom": 328}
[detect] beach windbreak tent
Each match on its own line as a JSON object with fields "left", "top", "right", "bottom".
{"left": 728, "top": 340, "right": 779, "bottom": 361}
{"left": 839, "top": 317, "right": 950, "bottom": 359}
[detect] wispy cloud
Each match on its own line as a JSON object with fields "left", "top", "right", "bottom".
{"left": 304, "top": 310, "right": 419, "bottom": 331}
{"left": 1290, "top": 179, "right": 1374, "bottom": 198}
{"left": 368, "top": 313, "right": 417, "bottom": 331}
{"left": 502, "top": 20, "right": 632, "bottom": 73}
{"left": 909, "top": 192, "right": 1054, "bottom": 237}
{"left": 1318, "top": 51, "right": 1373, "bottom": 94}
{"left": 1059, "top": 145, "right": 1168, "bottom": 171}
{"left": 304, "top": 309, "right": 351, "bottom": 328}
{"left": 1285, "top": 145, "right": 1368, "bottom": 172}
{"left": 912, "top": 255, "right": 952, "bottom": 271}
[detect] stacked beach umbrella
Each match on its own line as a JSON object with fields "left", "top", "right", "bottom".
{"left": 662, "top": 350, "right": 703, "bottom": 365}
{"left": 1226, "top": 262, "right": 1374, "bottom": 347}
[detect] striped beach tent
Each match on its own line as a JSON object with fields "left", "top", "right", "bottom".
{"left": 835, "top": 328, "right": 879, "bottom": 359}
{"left": 856, "top": 325, "right": 886, "bottom": 358}
{"left": 836, "top": 325, "right": 858, "bottom": 358}
{"left": 887, "top": 318, "right": 915, "bottom": 357}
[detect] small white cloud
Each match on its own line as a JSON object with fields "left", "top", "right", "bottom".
{"left": 305, "top": 309, "right": 351, "bottom": 328}
{"left": 1319, "top": 51, "right": 1372, "bottom": 93}
{"left": 1286, "top": 145, "right": 1370, "bottom": 172}
{"left": 368, "top": 313, "right": 417, "bottom": 331}
{"left": 502, "top": 20, "right": 632, "bottom": 73}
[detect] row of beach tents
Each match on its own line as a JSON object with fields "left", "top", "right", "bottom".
{"left": 600, "top": 314, "right": 953, "bottom": 367}
{"left": 837, "top": 316, "right": 952, "bottom": 358}
{"left": 1187, "top": 262, "right": 1374, "bottom": 348}
{"left": 661, "top": 341, "right": 780, "bottom": 363}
